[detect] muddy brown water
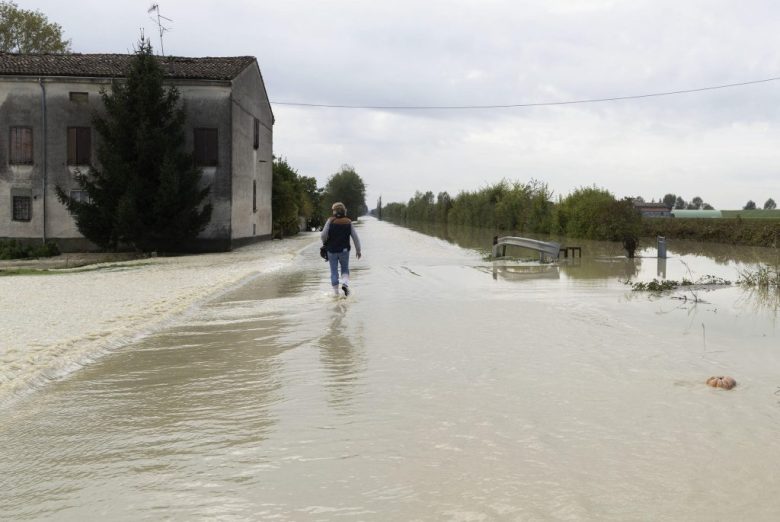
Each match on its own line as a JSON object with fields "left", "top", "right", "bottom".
{"left": 1, "top": 218, "right": 779, "bottom": 520}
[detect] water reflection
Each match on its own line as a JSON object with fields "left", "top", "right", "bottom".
{"left": 399, "top": 220, "right": 780, "bottom": 289}
{"left": 401, "top": 220, "right": 780, "bottom": 267}
{"left": 492, "top": 262, "right": 560, "bottom": 281}
{"left": 664, "top": 238, "right": 780, "bottom": 266}
{"left": 317, "top": 302, "right": 364, "bottom": 411}
{"left": 657, "top": 257, "right": 667, "bottom": 278}
{"left": 735, "top": 286, "right": 780, "bottom": 316}
{"left": 404, "top": 221, "right": 628, "bottom": 260}
{"left": 560, "top": 257, "right": 641, "bottom": 281}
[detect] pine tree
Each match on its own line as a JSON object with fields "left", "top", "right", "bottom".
{"left": 57, "top": 39, "right": 211, "bottom": 251}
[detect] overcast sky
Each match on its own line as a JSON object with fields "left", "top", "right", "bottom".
{"left": 23, "top": 0, "right": 780, "bottom": 210}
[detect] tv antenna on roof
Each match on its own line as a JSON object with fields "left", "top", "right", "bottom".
{"left": 147, "top": 4, "right": 173, "bottom": 56}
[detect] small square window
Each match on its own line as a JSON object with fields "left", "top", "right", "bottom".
{"left": 12, "top": 196, "right": 32, "bottom": 221}
{"left": 69, "top": 92, "right": 89, "bottom": 103}
{"left": 67, "top": 127, "right": 91, "bottom": 165}
{"left": 9, "top": 127, "right": 33, "bottom": 165}
{"left": 70, "top": 190, "right": 90, "bottom": 204}
{"left": 194, "top": 128, "right": 218, "bottom": 166}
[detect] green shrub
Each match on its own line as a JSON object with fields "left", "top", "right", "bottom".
{"left": 555, "top": 186, "right": 641, "bottom": 241}
{"left": 0, "top": 239, "right": 60, "bottom": 260}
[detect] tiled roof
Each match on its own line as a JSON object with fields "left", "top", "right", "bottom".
{"left": 0, "top": 53, "right": 256, "bottom": 80}
{"left": 634, "top": 204, "right": 671, "bottom": 210}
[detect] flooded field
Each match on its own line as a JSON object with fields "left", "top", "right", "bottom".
{"left": 2, "top": 217, "right": 779, "bottom": 520}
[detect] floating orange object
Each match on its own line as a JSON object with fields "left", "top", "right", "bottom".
{"left": 706, "top": 376, "right": 737, "bottom": 390}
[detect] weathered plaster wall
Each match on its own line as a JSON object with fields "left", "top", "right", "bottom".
{"left": 178, "top": 83, "right": 233, "bottom": 243}
{"left": 43, "top": 80, "right": 105, "bottom": 243}
{"left": 0, "top": 79, "right": 45, "bottom": 240}
{"left": 230, "top": 63, "right": 273, "bottom": 245}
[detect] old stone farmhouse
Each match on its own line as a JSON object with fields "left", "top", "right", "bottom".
{"left": 0, "top": 53, "right": 274, "bottom": 251}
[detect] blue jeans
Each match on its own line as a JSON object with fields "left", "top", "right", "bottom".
{"left": 327, "top": 248, "right": 350, "bottom": 286}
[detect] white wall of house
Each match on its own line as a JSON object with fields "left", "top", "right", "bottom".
{"left": 230, "top": 64, "right": 274, "bottom": 243}
{"left": 0, "top": 79, "right": 45, "bottom": 241}
{"left": 178, "top": 82, "right": 234, "bottom": 246}
{"left": 43, "top": 80, "right": 105, "bottom": 245}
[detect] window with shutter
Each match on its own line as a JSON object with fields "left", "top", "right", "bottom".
{"left": 9, "top": 127, "right": 33, "bottom": 165}
{"left": 67, "top": 127, "right": 91, "bottom": 165}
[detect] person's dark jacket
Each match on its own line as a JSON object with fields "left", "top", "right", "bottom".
{"left": 321, "top": 217, "right": 362, "bottom": 254}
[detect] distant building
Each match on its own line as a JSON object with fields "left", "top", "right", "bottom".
{"left": 671, "top": 209, "right": 723, "bottom": 219}
{"left": 0, "top": 53, "right": 274, "bottom": 251}
{"left": 634, "top": 202, "right": 672, "bottom": 218}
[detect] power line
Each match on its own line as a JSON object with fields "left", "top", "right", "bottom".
{"left": 270, "top": 76, "right": 780, "bottom": 110}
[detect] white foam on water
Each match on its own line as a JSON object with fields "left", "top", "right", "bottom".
{"left": 0, "top": 234, "right": 319, "bottom": 407}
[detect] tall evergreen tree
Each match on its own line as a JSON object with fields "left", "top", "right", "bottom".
{"left": 57, "top": 39, "right": 211, "bottom": 252}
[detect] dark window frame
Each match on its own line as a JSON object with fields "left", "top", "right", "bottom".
{"left": 9, "top": 126, "right": 33, "bottom": 165}
{"left": 12, "top": 195, "right": 32, "bottom": 221}
{"left": 194, "top": 128, "right": 218, "bottom": 166}
{"left": 253, "top": 118, "right": 260, "bottom": 150}
{"left": 253, "top": 180, "right": 257, "bottom": 213}
{"left": 67, "top": 127, "right": 91, "bottom": 166}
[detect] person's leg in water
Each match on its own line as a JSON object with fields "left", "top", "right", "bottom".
{"left": 338, "top": 248, "right": 351, "bottom": 296}
{"left": 327, "top": 251, "right": 340, "bottom": 296}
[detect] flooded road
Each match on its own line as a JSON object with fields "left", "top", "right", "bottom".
{"left": 2, "top": 218, "right": 780, "bottom": 520}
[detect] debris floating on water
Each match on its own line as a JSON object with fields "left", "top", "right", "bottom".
{"left": 706, "top": 376, "right": 737, "bottom": 390}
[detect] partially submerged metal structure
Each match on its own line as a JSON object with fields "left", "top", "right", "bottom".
{"left": 492, "top": 236, "right": 561, "bottom": 262}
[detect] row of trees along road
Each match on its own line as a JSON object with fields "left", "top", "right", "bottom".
{"left": 272, "top": 161, "right": 367, "bottom": 237}
{"left": 381, "top": 182, "right": 641, "bottom": 243}
{"left": 272, "top": 158, "right": 320, "bottom": 237}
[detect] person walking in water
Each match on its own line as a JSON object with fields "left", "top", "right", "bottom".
{"left": 321, "top": 202, "right": 362, "bottom": 297}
